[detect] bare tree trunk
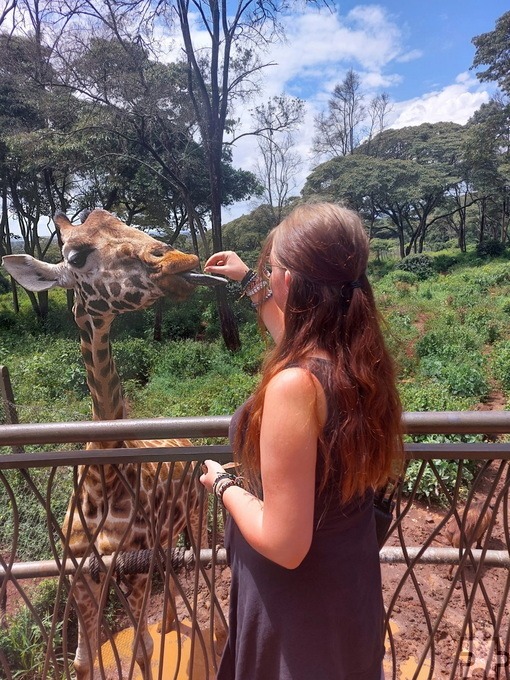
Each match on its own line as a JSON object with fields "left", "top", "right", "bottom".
{"left": 209, "top": 143, "right": 240, "bottom": 351}
{"left": 153, "top": 299, "right": 163, "bottom": 342}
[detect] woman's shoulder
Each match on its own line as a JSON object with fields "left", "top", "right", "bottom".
{"left": 267, "top": 365, "right": 318, "bottom": 396}
{"left": 266, "top": 365, "right": 328, "bottom": 427}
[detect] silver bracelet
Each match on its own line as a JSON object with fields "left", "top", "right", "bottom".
{"left": 245, "top": 279, "right": 268, "bottom": 297}
{"left": 251, "top": 288, "right": 273, "bottom": 308}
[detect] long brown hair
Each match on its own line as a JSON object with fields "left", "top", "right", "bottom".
{"left": 235, "top": 202, "right": 403, "bottom": 503}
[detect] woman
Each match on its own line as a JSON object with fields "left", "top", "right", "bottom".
{"left": 200, "top": 203, "right": 403, "bottom": 680}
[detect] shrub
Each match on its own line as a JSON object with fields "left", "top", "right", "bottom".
{"left": 399, "top": 381, "right": 477, "bottom": 412}
{"left": 0, "top": 579, "right": 74, "bottom": 679}
{"left": 155, "top": 340, "right": 217, "bottom": 380}
{"left": 112, "top": 338, "right": 158, "bottom": 383}
{"left": 395, "top": 255, "right": 434, "bottom": 280}
{"left": 444, "top": 364, "right": 489, "bottom": 399}
{"left": 386, "top": 270, "right": 419, "bottom": 285}
{"left": 0, "top": 466, "right": 72, "bottom": 560}
{"left": 8, "top": 340, "right": 87, "bottom": 403}
{"left": 415, "top": 327, "right": 478, "bottom": 361}
{"left": 491, "top": 340, "right": 510, "bottom": 391}
{"left": 402, "top": 449, "right": 477, "bottom": 504}
{"left": 0, "top": 271, "right": 10, "bottom": 293}
{"left": 476, "top": 239, "right": 506, "bottom": 258}
{"left": 430, "top": 253, "right": 459, "bottom": 273}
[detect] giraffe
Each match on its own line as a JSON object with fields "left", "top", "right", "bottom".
{"left": 2, "top": 209, "right": 226, "bottom": 680}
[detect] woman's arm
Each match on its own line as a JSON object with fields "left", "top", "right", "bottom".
{"left": 204, "top": 250, "right": 284, "bottom": 343}
{"left": 201, "top": 368, "right": 324, "bottom": 569}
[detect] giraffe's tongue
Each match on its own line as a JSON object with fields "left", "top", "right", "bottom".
{"left": 179, "top": 271, "right": 227, "bottom": 287}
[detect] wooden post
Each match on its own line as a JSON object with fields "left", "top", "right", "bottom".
{"left": 0, "top": 365, "right": 23, "bottom": 454}
{"left": 0, "top": 365, "right": 19, "bottom": 425}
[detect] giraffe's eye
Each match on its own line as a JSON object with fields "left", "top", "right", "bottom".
{"left": 68, "top": 248, "right": 94, "bottom": 268}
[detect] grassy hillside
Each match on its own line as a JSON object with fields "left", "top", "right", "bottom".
{"left": 2, "top": 248, "right": 510, "bottom": 426}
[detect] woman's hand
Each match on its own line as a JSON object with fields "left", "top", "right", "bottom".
{"left": 204, "top": 251, "right": 251, "bottom": 283}
{"left": 199, "top": 459, "right": 227, "bottom": 493}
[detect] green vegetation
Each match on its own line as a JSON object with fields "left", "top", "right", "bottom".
{"left": 0, "top": 580, "right": 71, "bottom": 679}
{"left": 3, "top": 246, "right": 509, "bottom": 427}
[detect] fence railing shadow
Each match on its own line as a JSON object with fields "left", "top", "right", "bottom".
{"left": 0, "top": 413, "right": 509, "bottom": 680}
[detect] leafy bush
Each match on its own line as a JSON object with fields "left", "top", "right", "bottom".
{"left": 444, "top": 364, "right": 489, "bottom": 399}
{"left": 0, "top": 271, "right": 10, "bottom": 293}
{"left": 155, "top": 340, "right": 218, "bottom": 380}
{"left": 403, "top": 450, "right": 477, "bottom": 504}
{"left": 415, "top": 326, "right": 479, "bottom": 360}
{"left": 7, "top": 340, "right": 87, "bottom": 403}
{"left": 0, "top": 466, "right": 72, "bottom": 560}
{"left": 113, "top": 338, "right": 158, "bottom": 383}
{"left": 491, "top": 340, "right": 510, "bottom": 391}
{"left": 430, "top": 253, "right": 459, "bottom": 273}
{"left": 399, "top": 381, "right": 477, "bottom": 412}
{"left": 476, "top": 239, "right": 506, "bottom": 258}
{"left": 395, "top": 255, "right": 434, "bottom": 280}
{"left": 386, "top": 270, "right": 419, "bottom": 285}
{"left": 367, "top": 258, "right": 395, "bottom": 281}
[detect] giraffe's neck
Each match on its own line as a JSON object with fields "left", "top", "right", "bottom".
{"left": 75, "top": 303, "right": 125, "bottom": 422}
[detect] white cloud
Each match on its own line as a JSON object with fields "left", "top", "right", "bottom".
{"left": 268, "top": 6, "right": 406, "bottom": 93}
{"left": 224, "top": 5, "right": 409, "bottom": 177}
{"left": 396, "top": 49, "right": 423, "bottom": 64}
{"left": 389, "top": 73, "right": 490, "bottom": 128}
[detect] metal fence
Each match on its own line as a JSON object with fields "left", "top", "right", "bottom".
{"left": 0, "top": 412, "right": 509, "bottom": 680}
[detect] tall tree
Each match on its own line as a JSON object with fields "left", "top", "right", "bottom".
{"left": 253, "top": 95, "right": 304, "bottom": 225}
{"left": 0, "top": 30, "right": 78, "bottom": 317}
{"left": 52, "top": 0, "right": 306, "bottom": 349}
{"left": 173, "top": 0, "right": 324, "bottom": 349}
{"left": 472, "top": 11, "right": 510, "bottom": 97}
{"left": 304, "top": 139, "right": 457, "bottom": 257}
{"left": 313, "top": 69, "right": 390, "bottom": 160}
{"left": 464, "top": 101, "right": 509, "bottom": 244}
{"left": 471, "top": 13, "right": 510, "bottom": 243}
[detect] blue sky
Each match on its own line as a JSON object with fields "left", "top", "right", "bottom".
{"left": 353, "top": 0, "right": 508, "bottom": 101}
{"left": 217, "top": 1, "right": 509, "bottom": 218}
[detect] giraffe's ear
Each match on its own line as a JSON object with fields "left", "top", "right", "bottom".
{"left": 2, "top": 254, "right": 67, "bottom": 292}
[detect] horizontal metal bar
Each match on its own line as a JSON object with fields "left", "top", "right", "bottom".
{"left": 0, "top": 445, "right": 233, "bottom": 470}
{"left": 1, "top": 442, "right": 509, "bottom": 471}
{"left": 0, "top": 549, "right": 229, "bottom": 579}
{"left": 0, "top": 415, "right": 232, "bottom": 446}
{"left": 405, "top": 442, "right": 510, "bottom": 460}
{"left": 3, "top": 411, "right": 510, "bottom": 448}
{"left": 380, "top": 546, "right": 510, "bottom": 568}
{"left": 1, "top": 547, "right": 508, "bottom": 581}
{"left": 404, "top": 411, "right": 510, "bottom": 434}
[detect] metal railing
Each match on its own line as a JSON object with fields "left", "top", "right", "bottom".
{"left": 0, "top": 413, "right": 509, "bottom": 679}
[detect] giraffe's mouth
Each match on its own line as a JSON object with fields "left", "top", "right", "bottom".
{"left": 178, "top": 271, "right": 227, "bottom": 287}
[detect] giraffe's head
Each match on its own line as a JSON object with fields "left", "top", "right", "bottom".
{"left": 2, "top": 210, "right": 225, "bottom": 317}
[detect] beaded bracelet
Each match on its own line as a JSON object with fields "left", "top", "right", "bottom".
{"left": 216, "top": 479, "right": 240, "bottom": 507}
{"left": 245, "top": 278, "right": 268, "bottom": 297}
{"left": 251, "top": 288, "right": 273, "bottom": 308}
{"left": 240, "top": 269, "right": 257, "bottom": 290}
{"left": 212, "top": 472, "right": 236, "bottom": 497}
{"left": 212, "top": 472, "right": 244, "bottom": 508}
